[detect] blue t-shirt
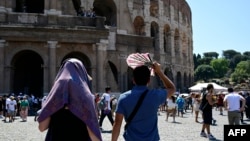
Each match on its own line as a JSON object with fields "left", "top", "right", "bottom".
{"left": 116, "top": 85, "right": 167, "bottom": 141}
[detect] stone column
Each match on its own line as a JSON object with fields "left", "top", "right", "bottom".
{"left": 0, "top": 40, "right": 5, "bottom": 94}
{"left": 47, "top": 41, "right": 58, "bottom": 90}
{"left": 45, "top": 0, "right": 61, "bottom": 24}
{"left": 95, "top": 40, "right": 108, "bottom": 92}
{"left": 108, "top": 27, "right": 117, "bottom": 50}
{"left": 170, "top": 30, "right": 176, "bottom": 86}
{"left": 0, "top": 0, "right": 7, "bottom": 22}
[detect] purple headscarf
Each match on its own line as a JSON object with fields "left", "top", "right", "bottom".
{"left": 37, "top": 58, "right": 102, "bottom": 141}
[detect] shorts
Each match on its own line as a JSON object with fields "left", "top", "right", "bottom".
{"left": 202, "top": 110, "right": 212, "bottom": 124}
{"left": 7, "top": 109, "right": 15, "bottom": 116}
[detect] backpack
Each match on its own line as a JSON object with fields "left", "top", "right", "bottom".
{"left": 97, "top": 96, "right": 106, "bottom": 110}
{"left": 199, "top": 92, "right": 208, "bottom": 111}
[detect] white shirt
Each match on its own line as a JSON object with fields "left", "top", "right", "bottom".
{"left": 223, "top": 92, "right": 244, "bottom": 111}
{"left": 167, "top": 98, "right": 176, "bottom": 109}
{"left": 102, "top": 93, "right": 111, "bottom": 110}
{"left": 7, "top": 99, "right": 17, "bottom": 111}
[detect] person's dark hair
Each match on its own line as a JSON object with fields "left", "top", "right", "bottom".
{"left": 171, "top": 95, "right": 176, "bottom": 103}
{"left": 133, "top": 65, "right": 150, "bottom": 85}
{"left": 206, "top": 84, "right": 214, "bottom": 90}
{"left": 105, "top": 86, "right": 111, "bottom": 92}
{"left": 228, "top": 87, "right": 234, "bottom": 93}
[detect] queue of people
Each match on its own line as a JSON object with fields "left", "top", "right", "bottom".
{"left": 0, "top": 93, "right": 46, "bottom": 123}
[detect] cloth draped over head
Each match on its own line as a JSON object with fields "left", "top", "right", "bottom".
{"left": 37, "top": 58, "right": 102, "bottom": 141}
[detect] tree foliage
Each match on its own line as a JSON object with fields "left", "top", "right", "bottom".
{"left": 222, "top": 50, "right": 240, "bottom": 59}
{"left": 194, "top": 64, "right": 215, "bottom": 82}
{"left": 230, "top": 60, "right": 250, "bottom": 83}
{"left": 194, "top": 50, "right": 250, "bottom": 84}
{"left": 203, "top": 52, "right": 219, "bottom": 59}
{"left": 210, "top": 58, "right": 229, "bottom": 78}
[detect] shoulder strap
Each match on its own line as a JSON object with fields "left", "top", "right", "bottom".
{"left": 125, "top": 89, "right": 148, "bottom": 130}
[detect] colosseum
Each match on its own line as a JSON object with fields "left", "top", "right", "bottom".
{"left": 0, "top": 0, "right": 194, "bottom": 97}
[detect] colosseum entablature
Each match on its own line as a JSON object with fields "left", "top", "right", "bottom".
{"left": 0, "top": 0, "right": 194, "bottom": 97}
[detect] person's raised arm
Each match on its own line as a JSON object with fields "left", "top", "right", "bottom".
{"left": 153, "top": 62, "right": 176, "bottom": 99}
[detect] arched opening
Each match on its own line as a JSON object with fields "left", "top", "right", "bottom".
{"left": 108, "top": 61, "right": 118, "bottom": 84}
{"left": 12, "top": 50, "right": 44, "bottom": 97}
{"left": 163, "top": 24, "right": 171, "bottom": 53}
{"left": 62, "top": 52, "right": 91, "bottom": 74}
{"left": 133, "top": 16, "right": 145, "bottom": 35}
{"left": 176, "top": 71, "right": 182, "bottom": 92}
{"left": 16, "top": 0, "right": 44, "bottom": 13}
{"left": 164, "top": 67, "right": 174, "bottom": 81}
{"left": 151, "top": 21, "right": 160, "bottom": 52}
{"left": 127, "top": 67, "right": 133, "bottom": 90}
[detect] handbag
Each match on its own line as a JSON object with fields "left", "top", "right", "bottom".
{"left": 124, "top": 89, "right": 148, "bottom": 130}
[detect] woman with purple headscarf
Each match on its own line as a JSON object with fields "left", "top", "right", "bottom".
{"left": 38, "top": 58, "right": 102, "bottom": 141}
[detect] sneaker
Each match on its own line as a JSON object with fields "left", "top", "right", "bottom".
{"left": 208, "top": 134, "right": 216, "bottom": 140}
{"left": 200, "top": 132, "right": 207, "bottom": 137}
{"left": 213, "top": 119, "right": 216, "bottom": 125}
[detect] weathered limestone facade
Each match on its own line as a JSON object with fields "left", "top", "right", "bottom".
{"left": 0, "top": 0, "right": 194, "bottom": 97}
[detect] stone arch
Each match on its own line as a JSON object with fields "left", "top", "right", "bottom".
{"left": 15, "top": 0, "right": 44, "bottom": 13}
{"left": 105, "top": 60, "right": 118, "bottom": 91}
{"left": 93, "top": 0, "right": 117, "bottom": 26}
{"left": 150, "top": 1, "right": 159, "bottom": 17}
{"left": 174, "top": 28, "right": 180, "bottom": 53}
{"left": 133, "top": 16, "right": 145, "bottom": 35}
{"left": 176, "top": 71, "right": 182, "bottom": 92}
{"left": 127, "top": 67, "right": 133, "bottom": 90}
{"left": 163, "top": 0, "right": 170, "bottom": 17}
{"left": 164, "top": 67, "right": 173, "bottom": 81}
{"left": 11, "top": 50, "right": 44, "bottom": 97}
{"left": 62, "top": 51, "right": 91, "bottom": 74}
{"left": 108, "top": 61, "right": 118, "bottom": 84}
{"left": 182, "top": 33, "right": 187, "bottom": 56}
{"left": 184, "top": 72, "right": 188, "bottom": 91}
{"left": 151, "top": 21, "right": 160, "bottom": 52}
{"left": 163, "top": 24, "right": 171, "bottom": 53}
{"left": 188, "top": 73, "right": 192, "bottom": 88}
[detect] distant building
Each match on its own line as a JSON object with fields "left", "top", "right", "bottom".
{"left": 0, "top": 0, "right": 194, "bottom": 97}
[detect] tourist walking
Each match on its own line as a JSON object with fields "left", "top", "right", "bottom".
{"left": 37, "top": 58, "right": 102, "bottom": 141}
{"left": 199, "top": 84, "right": 217, "bottom": 140}
{"left": 166, "top": 95, "right": 177, "bottom": 122}
{"left": 193, "top": 93, "right": 201, "bottom": 123}
{"left": 111, "top": 62, "right": 176, "bottom": 141}
{"left": 19, "top": 96, "right": 29, "bottom": 121}
{"left": 223, "top": 88, "right": 246, "bottom": 125}
{"left": 98, "top": 86, "right": 114, "bottom": 130}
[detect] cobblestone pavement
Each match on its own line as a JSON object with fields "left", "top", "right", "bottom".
{"left": 0, "top": 109, "right": 249, "bottom": 141}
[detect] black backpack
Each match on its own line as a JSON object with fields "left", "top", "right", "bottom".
{"left": 199, "top": 92, "right": 208, "bottom": 111}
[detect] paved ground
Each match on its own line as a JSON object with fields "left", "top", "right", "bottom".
{"left": 0, "top": 109, "right": 249, "bottom": 141}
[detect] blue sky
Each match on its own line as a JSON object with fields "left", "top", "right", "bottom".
{"left": 186, "top": 0, "right": 250, "bottom": 57}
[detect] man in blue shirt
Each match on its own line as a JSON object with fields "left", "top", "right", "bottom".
{"left": 112, "top": 62, "right": 176, "bottom": 141}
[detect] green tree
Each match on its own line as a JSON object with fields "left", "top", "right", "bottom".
{"left": 197, "top": 57, "right": 213, "bottom": 65}
{"left": 210, "top": 58, "right": 229, "bottom": 78}
{"left": 222, "top": 50, "right": 240, "bottom": 59}
{"left": 243, "top": 51, "right": 250, "bottom": 56}
{"left": 230, "top": 60, "right": 250, "bottom": 83}
{"left": 229, "top": 54, "right": 244, "bottom": 70}
{"left": 194, "top": 64, "right": 215, "bottom": 82}
{"left": 203, "top": 52, "right": 219, "bottom": 59}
